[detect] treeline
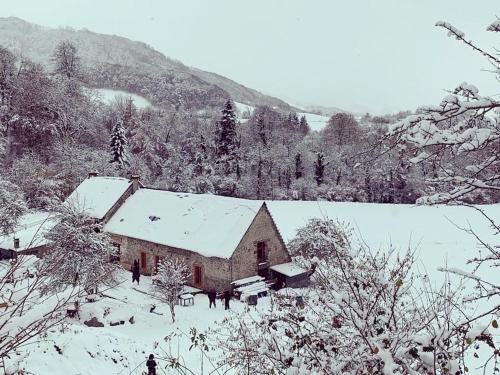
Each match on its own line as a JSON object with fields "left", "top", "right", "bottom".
{"left": 87, "top": 63, "right": 229, "bottom": 110}
{"left": 1, "top": 42, "right": 492, "bottom": 208}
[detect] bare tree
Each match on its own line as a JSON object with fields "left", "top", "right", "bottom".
{"left": 151, "top": 258, "right": 190, "bottom": 323}
{"left": 53, "top": 41, "right": 81, "bottom": 80}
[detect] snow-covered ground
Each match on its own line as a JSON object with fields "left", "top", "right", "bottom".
{"left": 3, "top": 267, "right": 255, "bottom": 375}
{"left": 234, "top": 101, "right": 330, "bottom": 131}
{"left": 295, "top": 111, "right": 330, "bottom": 132}
{"left": 2, "top": 201, "right": 498, "bottom": 374}
{"left": 93, "top": 88, "right": 152, "bottom": 109}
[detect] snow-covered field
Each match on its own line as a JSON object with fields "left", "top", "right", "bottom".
{"left": 234, "top": 101, "right": 330, "bottom": 131}
{"left": 93, "top": 88, "right": 152, "bottom": 109}
{"left": 2, "top": 201, "right": 498, "bottom": 374}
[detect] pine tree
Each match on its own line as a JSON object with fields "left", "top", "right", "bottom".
{"left": 215, "top": 100, "right": 238, "bottom": 175}
{"left": 299, "top": 115, "right": 309, "bottom": 135}
{"left": 110, "top": 120, "right": 129, "bottom": 170}
{"left": 295, "top": 153, "right": 303, "bottom": 179}
{"left": 257, "top": 111, "right": 267, "bottom": 147}
{"left": 314, "top": 152, "right": 326, "bottom": 186}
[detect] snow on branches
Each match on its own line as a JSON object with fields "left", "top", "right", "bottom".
{"left": 42, "top": 203, "right": 119, "bottom": 294}
{"left": 487, "top": 19, "right": 500, "bottom": 33}
{"left": 388, "top": 80, "right": 499, "bottom": 204}
{"left": 151, "top": 258, "right": 190, "bottom": 323}
{"left": 214, "top": 219, "right": 486, "bottom": 374}
{"left": 0, "top": 178, "right": 27, "bottom": 235}
{"left": 110, "top": 120, "right": 129, "bottom": 170}
{"left": 386, "top": 18, "right": 499, "bottom": 206}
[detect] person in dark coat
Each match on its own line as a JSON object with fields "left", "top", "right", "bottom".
{"left": 223, "top": 290, "right": 231, "bottom": 310}
{"left": 132, "top": 260, "right": 140, "bottom": 285}
{"left": 208, "top": 289, "right": 217, "bottom": 308}
{"left": 146, "top": 354, "right": 157, "bottom": 375}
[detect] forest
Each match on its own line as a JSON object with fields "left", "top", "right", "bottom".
{"left": 1, "top": 40, "right": 496, "bottom": 209}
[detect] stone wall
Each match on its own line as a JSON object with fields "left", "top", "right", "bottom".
{"left": 111, "top": 235, "right": 231, "bottom": 291}
{"left": 230, "top": 204, "right": 290, "bottom": 281}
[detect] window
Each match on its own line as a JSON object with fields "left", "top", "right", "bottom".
{"left": 110, "top": 243, "right": 120, "bottom": 263}
{"left": 193, "top": 265, "right": 202, "bottom": 286}
{"left": 257, "top": 241, "right": 267, "bottom": 261}
{"left": 140, "top": 252, "right": 147, "bottom": 268}
{"left": 154, "top": 256, "right": 161, "bottom": 273}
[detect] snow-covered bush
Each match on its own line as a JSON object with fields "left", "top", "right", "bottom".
{"left": 214, "top": 219, "right": 492, "bottom": 374}
{"left": 151, "top": 258, "right": 190, "bottom": 323}
{"left": 0, "top": 178, "right": 27, "bottom": 235}
{"left": 41, "top": 204, "right": 119, "bottom": 294}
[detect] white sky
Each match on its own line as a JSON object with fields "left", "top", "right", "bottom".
{"left": 1, "top": 0, "right": 499, "bottom": 113}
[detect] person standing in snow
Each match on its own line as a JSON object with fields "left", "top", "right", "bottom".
{"left": 132, "top": 259, "right": 140, "bottom": 285}
{"left": 223, "top": 290, "right": 231, "bottom": 310}
{"left": 146, "top": 354, "right": 157, "bottom": 375}
{"left": 208, "top": 289, "right": 217, "bottom": 308}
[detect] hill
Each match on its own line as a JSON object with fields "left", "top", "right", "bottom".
{"left": 0, "top": 17, "right": 294, "bottom": 110}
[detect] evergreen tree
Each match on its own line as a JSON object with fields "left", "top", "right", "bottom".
{"left": 110, "top": 120, "right": 129, "bottom": 170}
{"left": 314, "top": 152, "right": 326, "bottom": 186}
{"left": 295, "top": 153, "right": 304, "bottom": 179}
{"left": 299, "top": 115, "right": 309, "bottom": 135}
{"left": 215, "top": 100, "right": 238, "bottom": 175}
{"left": 257, "top": 111, "right": 267, "bottom": 147}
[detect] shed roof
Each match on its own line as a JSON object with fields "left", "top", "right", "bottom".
{"left": 104, "top": 189, "right": 263, "bottom": 258}
{"left": 64, "top": 177, "right": 131, "bottom": 220}
{"left": 0, "top": 211, "right": 58, "bottom": 251}
{"left": 270, "top": 262, "right": 308, "bottom": 277}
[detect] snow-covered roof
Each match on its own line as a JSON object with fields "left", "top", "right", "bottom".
{"left": 104, "top": 189, "right": 263, "bottom": 258}
{"left": 270, "top": 262, "right": 308, "bottom": 277}
{"left": 0, "top": 211, "right": 58, "bottom": 251}
{"left": 64, "top": 177, "right": 132, "bottom": 220}
{"left": 231, "top": 275, "right": 265, "bottom": 286}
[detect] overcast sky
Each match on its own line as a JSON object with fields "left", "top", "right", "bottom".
{"left": 1, "top": 0, "right": 499, "bottom": 113}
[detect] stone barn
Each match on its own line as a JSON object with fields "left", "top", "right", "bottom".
{"left": 104, "top": 188, "right": 291, "bottom": 291}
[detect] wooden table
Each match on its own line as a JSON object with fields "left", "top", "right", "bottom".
{"left": 178, "top": 293, "right": 194, "bottom": 306}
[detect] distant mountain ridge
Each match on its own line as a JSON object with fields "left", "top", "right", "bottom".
{"left": 0, "top": 17, "right": 293, "bottom": 110}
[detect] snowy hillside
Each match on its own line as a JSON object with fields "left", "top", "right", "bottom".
{"left": 234, "top": 101, "right": 331, "bottom": 131}
{"left": 2, "top": 202, "right": 498, "bottom": 374}
{"left": 93, "top": 88, "right": 152, "bottom": 109}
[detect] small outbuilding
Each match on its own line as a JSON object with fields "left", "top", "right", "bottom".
{"left": 270, "top": 262, "right": 309, "bottom": 288}
{"left": 0, "top": 211, "right": 57, "bottom": 259}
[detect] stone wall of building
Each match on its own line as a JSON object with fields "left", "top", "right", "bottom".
{"left": 111, "top": 235, "right": 232, "bottom": 292}
{"left": 230, "top": 204, "right": 290, "bottom": 282}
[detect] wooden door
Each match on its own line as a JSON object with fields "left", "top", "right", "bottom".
{"left": 193, "top": 265, "right": 203, "bottom": 286}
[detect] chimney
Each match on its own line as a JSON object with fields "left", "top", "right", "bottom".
{"left": 130, "top": 175, "right": 140, "bottom": 193}
{"left": 88, "top": 171, "right": 98, "bottom": 178}
{"left": 13, "top": 238, "right": 20, "bottom": 249}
